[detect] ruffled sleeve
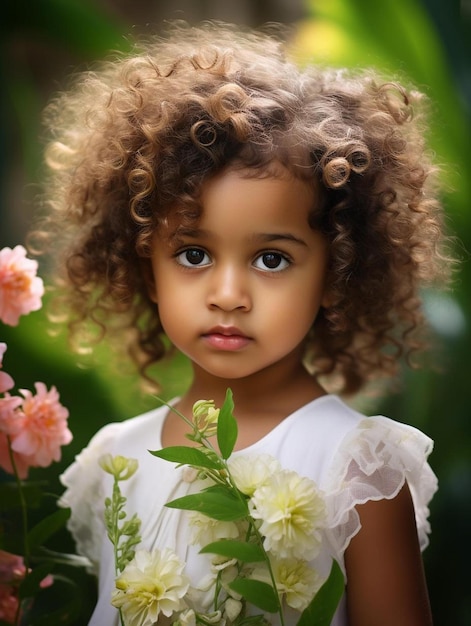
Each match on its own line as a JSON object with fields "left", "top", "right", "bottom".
{"left": 325, "top": 415, "right": 438, "bottom": 567}
{"left": 58, "top": 422, "right": 122, "bottom": 576}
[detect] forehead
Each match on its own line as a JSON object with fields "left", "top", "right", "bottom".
{"left": 162, "top": 165, "right": 317, "bottom": 235}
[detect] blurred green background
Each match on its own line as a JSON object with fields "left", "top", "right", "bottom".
{"left": 1, "top": 0, "right": 469, "bottom": 624}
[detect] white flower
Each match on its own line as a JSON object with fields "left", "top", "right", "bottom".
{"left": 174, "top": 609, "right": 196, "bottom": 626}
{"left": 199, "top": 610, "right": 225, "bottom": 624}
{"left": 228, "top": 454, "right": 281, "bottom": 496}
{"left": 186, "top": 573, "right": 216, "bottom": 611}
{"left": 252, "top": 558, "right": 324, "bottom": 611}
{"left": 224, "top": 597, "right": 243, "bottom": 621}
{"left": 249, "top": 470, "right": 327, "bottom": 560}
{"left": 188, "top": 511, "right": 240, "bottom": 547}
{"left": 111, "top": 548, "right": 189, "bottom": 626}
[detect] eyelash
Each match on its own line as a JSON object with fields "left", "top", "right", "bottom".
{"left": 174, "top": 248, "right": 292, "bottom": 273}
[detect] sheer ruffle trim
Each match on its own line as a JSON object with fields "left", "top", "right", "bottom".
{"left": 324, "top": 416, "right": 438, "bottom": 567}
{"left": 58, "top": 423, "right": 121, "bottom": 575}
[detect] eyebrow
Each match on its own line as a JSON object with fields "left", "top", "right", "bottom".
{"left": 169, "top": 227, "right": 308, "bottom": 248}
{"left": 255, "top": 233, "right": 308, "bottom": 247}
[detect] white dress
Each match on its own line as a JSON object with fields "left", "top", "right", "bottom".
{"left": 59, "top": 395, "right": 437, "bottom": 626}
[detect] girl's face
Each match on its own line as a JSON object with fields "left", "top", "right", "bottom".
{"left": 148, "top": 166, "right": 330, "bottom": 382}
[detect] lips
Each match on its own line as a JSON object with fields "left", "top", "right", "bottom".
{"left": 202, "top": 326, "right": 252, "bottom": 351}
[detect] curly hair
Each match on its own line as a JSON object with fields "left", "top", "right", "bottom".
{"left": 34, "top": 22, "right": 451, "bottom": 395}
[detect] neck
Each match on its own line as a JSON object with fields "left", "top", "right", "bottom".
{"left": 181, "top": 355, "right": 326, "bottom": 422}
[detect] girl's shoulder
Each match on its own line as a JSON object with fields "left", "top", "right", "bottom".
{"left": 317, "top": 397, "right": 438, "bottom": 559}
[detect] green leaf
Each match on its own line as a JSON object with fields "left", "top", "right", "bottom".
{"left": 27, "top": 574, "right": 83, "bottom": 626}
{"left": 229, "top": 578, "right": 279, "bottom": 613}
{"left": 149, "top": 446, "right": 222, "bottom": 470}
{"left": 217, "top": 388, "right": 238, "bottom": 459}
{"left": 200, "top": 539, "right": 266, "bottom": 562}
{"left": 166, "top": 487, "right": 248, "bottom": 521}
{"left": 297, "top": 559, "right": 344, "bottom": 626}
{"left": 27, "top": 508, "right": 71, "bottom": 550}
{"left": 19, "top": 562, "right": 55, "bottom": 599}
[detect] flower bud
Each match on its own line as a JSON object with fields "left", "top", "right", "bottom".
{"left": 192, "top": 400, "right": 219, "bottom": 437}
{"left": 99, "top": 454, "right": 138, "bottom": 481}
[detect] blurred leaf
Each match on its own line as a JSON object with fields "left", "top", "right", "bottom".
{"left": 28, "top": 508, "right": 70, "bottom": 551}
{"left": 4, "top": 0, "right": 129, "bottom": 58}
{"left": 28, "top": 574, "right": 83, "bottom": 625}
{"left": 19, "top": 562, "right": 54, "bottom": 599}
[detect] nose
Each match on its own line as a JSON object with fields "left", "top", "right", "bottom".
{"left": 206, "top": 264, "right": 252, "bottom": 312}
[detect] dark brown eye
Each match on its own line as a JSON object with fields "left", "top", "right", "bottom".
{"left": 176, "top": 248, "right": 210, "bottom": 267}
{"left": 254, "top": 252, "right": 290, "bottom": 272}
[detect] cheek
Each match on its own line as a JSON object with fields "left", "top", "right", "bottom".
{"left": 154, "top": 281, "right": 193, "bottom": 338}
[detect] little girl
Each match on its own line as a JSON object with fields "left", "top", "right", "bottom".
{"left": 38, "top": 22, "right": 450, "bottom": 626}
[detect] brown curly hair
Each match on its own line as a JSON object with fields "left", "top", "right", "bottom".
{"left": 34, "top": 22, "right": 451, "bottom": 395}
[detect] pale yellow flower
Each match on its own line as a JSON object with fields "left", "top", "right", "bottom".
{"left": 99, "top": 454, "right": 138, "bottom": 481}
{"left": 188, "top": 511, "right": 240, "bottom": 547}
{"left": 252, "top": 558, "right": 324, "bottom": 611}
{"left": 111, "top": 548, "right": 189, "bottom": 626}
{"left": 249, "top": 470, "right": 327, "bottom": 560}
{"left": 228, "top": 454, "right": 281, "bottom": 496}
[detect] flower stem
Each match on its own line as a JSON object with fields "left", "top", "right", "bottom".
{"left": 7, "top": 436, "right": 30, "bottom": 626}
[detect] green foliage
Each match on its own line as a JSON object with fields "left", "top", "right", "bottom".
{"left": 200, "top": 540, "right": 266, "bottom": 563}
{"left": 103, "top": 476, "right": 142, "bottom": 574}
{"left": 228, "top": 579, "right": 280, "bottom": 614}
{"left": 166, "top": 486, "right": 249, "bottom": 522}
{"left": 150, "top": 445, "right": 223, "bottom": 470}
{"left": 296, "top": 561, "right": 344, "bottom": 626}
{"left": 0, "top": 443, "right": 92, "bottom": 626}
{"left": 217, "top": 388, "right": 238, "bottom": 459}
{"left": 27, "top": 508, "right": 71, "bottom": 551}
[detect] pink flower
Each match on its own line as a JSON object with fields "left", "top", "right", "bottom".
{"left": 0, "top": 246, "right": 44, "bottom": 326}
{"left": 0, "top": 551, "right": 25, "bottom": 624}
{"left": 0, "top": 551, "right": 26, "bottom": 585}
{"left": 0, "top": 433, "right": 30, "bottom": 478}
{"left": 0, "top": 551, "right": 53, "bottom": 623}
{"left": 0, "top": 394, "right": 23, "bottom": 435}
{"left": 0, "top": 584, "right": 19, "bottom": 624}
{"left": 10, "top": 383, "right": 71, "bottom": 470}
{"left": 0, "top": 392, "right": 28, "bottom": 476}
{"left": 0, "top": 343, "right": 14, "bottom": 394}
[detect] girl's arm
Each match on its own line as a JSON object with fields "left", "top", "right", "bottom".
{"left": 344, "top": 483, "right": 433, "bottom": 626}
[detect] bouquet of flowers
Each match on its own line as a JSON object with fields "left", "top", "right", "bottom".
{"left": 101, "top": 391, "right": 343, "bottom": 626}
{"left": 0, "top": 245, "right": 87, "bottom": 625}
